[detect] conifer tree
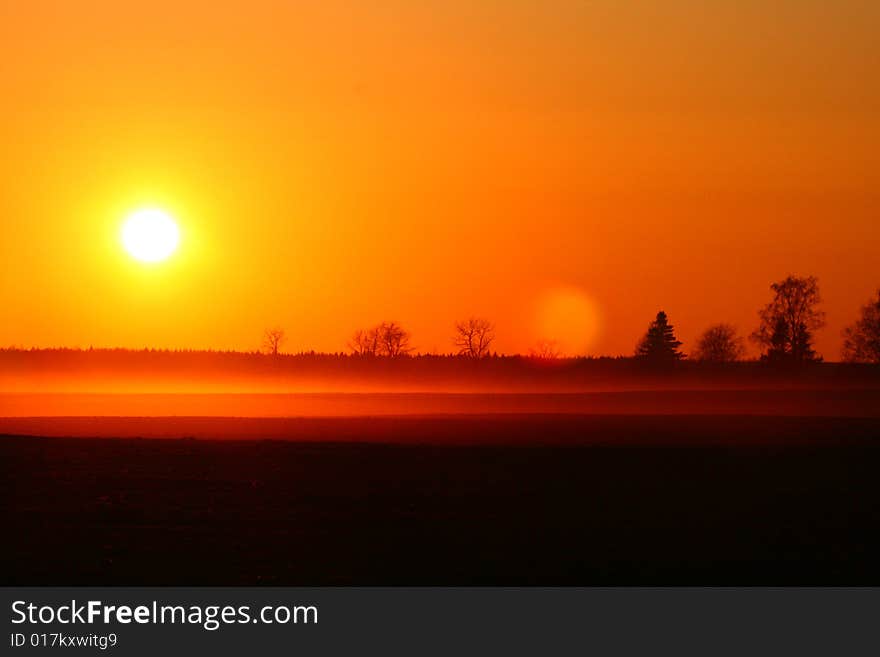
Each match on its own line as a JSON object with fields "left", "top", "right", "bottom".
{"left": 635, "top": 311, "right": 684, "bottom": 363}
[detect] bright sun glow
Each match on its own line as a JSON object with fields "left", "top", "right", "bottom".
{"left": 121, "top": 209, "right": 180, "bottom": 263}
{"left": 535, "top": 287, "right": 601, "bottom": 356}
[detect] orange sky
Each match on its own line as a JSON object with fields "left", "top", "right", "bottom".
{"left": 1, "top": 1, "right": 878, "bottom": 358}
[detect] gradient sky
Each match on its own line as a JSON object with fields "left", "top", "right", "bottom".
{"left": 1, "top": 1, "right": 878, "bottom": 358}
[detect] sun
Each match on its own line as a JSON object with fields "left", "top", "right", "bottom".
{"left": 121, "top": 209, "right": 180, "bottom": 263}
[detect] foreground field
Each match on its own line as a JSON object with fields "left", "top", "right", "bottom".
{"left": 3, "top": 389, "right": 880, "bottom": 418}
{"left": 3, "top": 415, "right": 880, "bottom": 584}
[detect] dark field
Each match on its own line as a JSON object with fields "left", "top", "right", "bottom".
{"left": 3, "top": 414, "right": 880, "bottom": 585}
{"left": 4, "top": 389, "right": 880, "bottom": 418}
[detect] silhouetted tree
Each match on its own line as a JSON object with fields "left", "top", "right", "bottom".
{"left": 752, "top": 275, "right": 825, "bottom": 363}
{"left": 351, "top": 322, "right": 412, "bottom": 357}
{"left": 635, "top": 311, "right": 684, "bottom": 363}
{"left": 529, "top": 339, "right": 562, "bottom": 360}
{"left": 378, "top": 321, "right": 412, "bottom": 357}
{"left": 762, "top": 317, "right": 791, "bottom": 364}
{"left": 262, "top": 328, "right": 286, "bottom": 356}
{"left": 349, "top": 327, "right": 381, "bottom": 356}
{"left": 842, "top": 289, "right": 880, "bottom": 363}
{"left": 692, "top": 323, "right": 745, "bottom": 363}
{"left": 453, "top": 317, "right": 495, "bottom": 358}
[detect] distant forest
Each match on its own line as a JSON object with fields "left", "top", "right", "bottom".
{"left": 2, "top": 346, "right": 879, "bottom": 394}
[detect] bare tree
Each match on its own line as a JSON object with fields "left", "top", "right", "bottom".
{"left": 453, "top": 317, "right": 495, "bottom": 358}
{"left": 351, "top": 322, "right": 413, "bottom": 357}
{"left": 752, "top": 275, "right": 825, "bottom": 363}
{"left": 378, "top": 321, "right": 412, "bottom": 357}
{"left": 349, "top": 327, "right": 381, "bottom": 356}
{"left": 262, "top": 328, "right": 286, "bottom": 356}
{"left": 842, "top": 289, "right": 880, "bottom": 363}
{"left": 692, "top": 323, "right": 745, "bottom": 363}
{"left": 529, "top": 339, "right": 561, "bottom": 360}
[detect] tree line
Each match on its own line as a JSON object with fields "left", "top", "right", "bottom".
{"left": 618, "top": 275, "right": 879, "bottom": 365}
{"left": 263, "top": 276, "right": 880, "bottom": 364}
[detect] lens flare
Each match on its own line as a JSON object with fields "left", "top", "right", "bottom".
{"left": 534, "top": 287, "right": 601, "bottom": 356}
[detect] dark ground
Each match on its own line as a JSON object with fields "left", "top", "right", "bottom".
{"left": 3, "top": 414, "right": 880, "bottom": 585}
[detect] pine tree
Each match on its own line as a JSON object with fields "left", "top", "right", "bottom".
{"left": 762, "top": 318, "right": 820, "bottom": 364}
{"left": 763, "top": 317, "right": 790, "bottom": 363}
{"left": 635, "top": 311, "right": 684, "bottom": 363}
